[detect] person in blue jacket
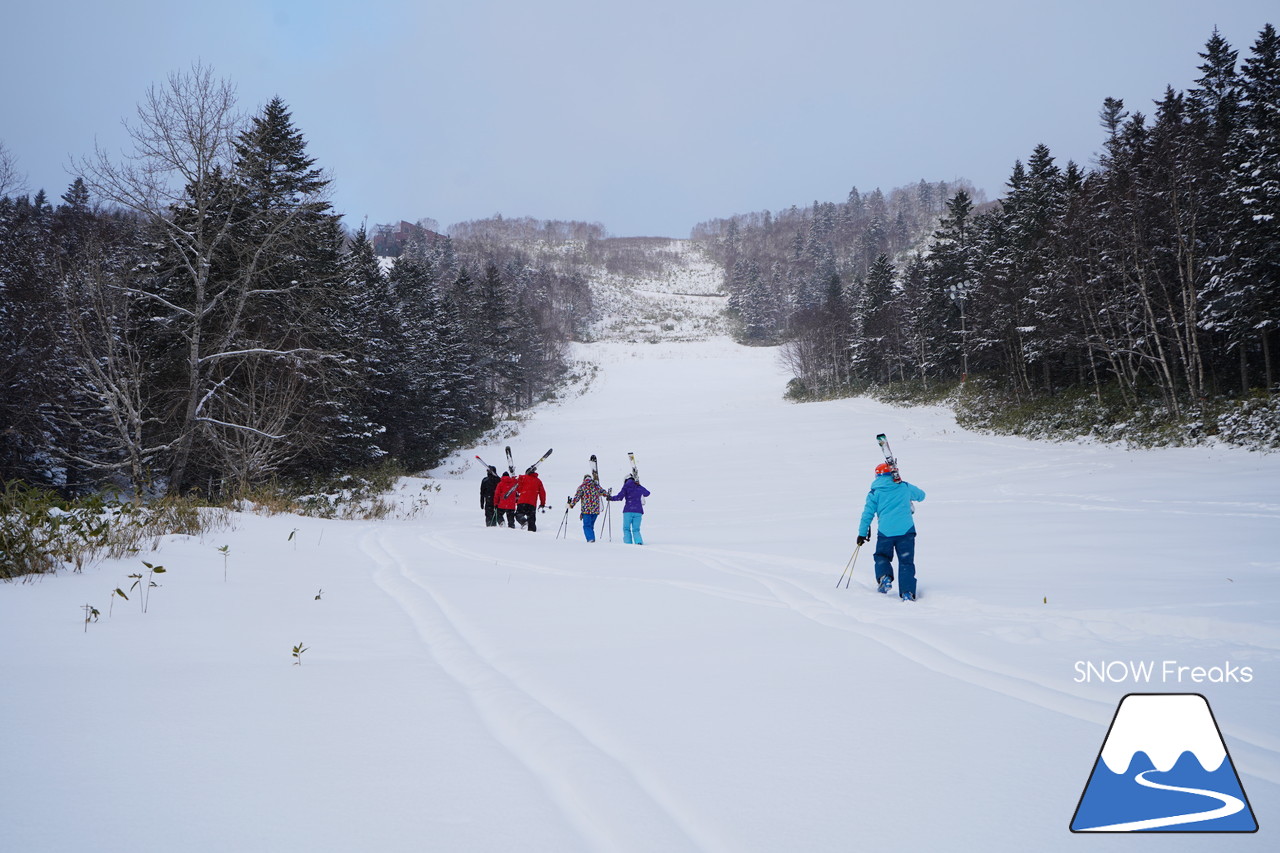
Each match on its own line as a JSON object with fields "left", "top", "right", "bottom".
{"left": 857, "top": 462, "right": 926, "bottom": 600}
{"left": 608, "top": 474, "right": 651, "bottom": 545}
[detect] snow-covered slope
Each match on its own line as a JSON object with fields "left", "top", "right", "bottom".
{"left": 2, "top": 250, "right": 1278, "bottom": 852}
{"left": 586, "top": 239, "right": 729, "bottom": 342}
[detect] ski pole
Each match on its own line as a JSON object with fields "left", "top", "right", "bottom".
{"left": 844, "top": 543, "right": 862, "bottom": 588}
{"left": 556, "top": 502, "right": 571, "bottom": 539}
{"left": 836, "top": 543, "right": 862, "bottom": 588}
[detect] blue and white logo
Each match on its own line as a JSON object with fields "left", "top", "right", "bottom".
{"left": 1071, "top": 693, "right": 1258, "bottom": 832}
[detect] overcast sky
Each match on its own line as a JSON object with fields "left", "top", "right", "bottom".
{"left": 4, "top": 1, "right": 1276, "bottom": 237}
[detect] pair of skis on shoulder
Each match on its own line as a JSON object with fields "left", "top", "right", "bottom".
{"left": 478, "top": 447, "right": 634, "bottom": 503}
{"left": 588, "top": 452, "right": 638, "bottom": 484}
{"left": 876, "top": 433, "right": 901, "bottom": 483}
{"left": 586, "top": 452, "right": 641, "bottom": 515}
{"left": 475, "top": 446, "right": 554, "bottom": 502}
{"left": 510, "top": 445, "right": 553, "bottom": 476}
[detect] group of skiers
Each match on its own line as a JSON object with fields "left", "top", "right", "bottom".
{"left": 479, "top": 465, "right": 651, "bottom": 544}
{"left": 480, "top": 466, "right": 548, "bottom": 531}
{"left": 568, "top": 473, "right": 650, "bottom": 544}
{"left": 474, "top": 443, "right": 924, "bottom": 596}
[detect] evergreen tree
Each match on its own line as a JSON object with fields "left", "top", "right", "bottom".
{"left": 0, "top": 192, "right": 69, "bottom": 487}
{"left": 391, "top": 256, "right": 485, "bottom": 468}
{"left": 925, "top": 191, "right": 976, "bottom": 377}
{"left": 474, "top": 262, "right": 523, "bottom": 414}
{"left": 731, "top": 259, "right": 777, "bottom": 342}
{"left": 1188, "top": 29, "right": 1243, "bottom": 396}
{"left": 300, "top": 224, "right": 384, "bottom": 471}
{"left": 195, "top": 96, "right": 350, "bottom": 489}
{"left": 340, "top": 226, "right": 401, "bottom": 461}
{"left": 853, "top": 254, "right": 899, "bottom": 383}
{"left": 897, "top": 254, "right": 941, "bottom": 382}
{"left": 1219, "top": 25, "right": 1280, "bottom": 389}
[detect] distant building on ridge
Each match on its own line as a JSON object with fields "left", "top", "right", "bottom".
{"left": 372, "top": 220, "right": 447, "bottom": 257}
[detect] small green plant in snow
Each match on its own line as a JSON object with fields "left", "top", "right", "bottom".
{"left": 108, "top": 587, "right": 128, "bottom": 617}
{"left": 129, "top": 561, "right": 166, "bottom": 613}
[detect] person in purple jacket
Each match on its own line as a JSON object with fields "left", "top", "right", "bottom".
{"left": 608, "top": 474, "right": 651, "bottom": 545}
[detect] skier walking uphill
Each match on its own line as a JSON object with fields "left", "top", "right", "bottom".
{"left": 514, "top": 468, "right": 548, "bottom": 532}
{"left": 858, "top": 462, "right": 926, "bottom": 600}
{"left": 608, "top": 474, "right": 651, "bottom": 545}
{"left": 567, "top": 475, "right": 610, "bottom": 543}
{"left": 480, "top": 466, "right": 501, "bottom": 527}
{"left": 494, "top": 470, "right": 518, "bottom": 528}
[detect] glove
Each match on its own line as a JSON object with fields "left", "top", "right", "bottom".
{"left": 856, "top": 534, "right": 868, "bottom": 546}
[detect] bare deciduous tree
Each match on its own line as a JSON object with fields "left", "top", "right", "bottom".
{"left": 78, "top": 63, "right": 337, "bottom": 494}
{"left": 55, "top": 233, "right": 159, "bottom": 497}
{"left": 0, "top": 141, "right": 27, "bottom": 197}
{"left": 78, "top": 63, "right": 244, "bottom": 493}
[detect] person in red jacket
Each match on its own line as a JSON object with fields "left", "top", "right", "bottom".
{"left": 514, "top": 467, "right": 548, "bottom": 532}
{"left": 494, "top": 471, "right": 519, "bottom": 528}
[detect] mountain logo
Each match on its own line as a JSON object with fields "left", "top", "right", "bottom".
{"left": 1071, "top": 693, "right": 1258, "bottom": 832}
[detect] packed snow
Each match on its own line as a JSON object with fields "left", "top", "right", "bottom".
{"left": 2, "top": 241, "right": 1277, "bottom": 851}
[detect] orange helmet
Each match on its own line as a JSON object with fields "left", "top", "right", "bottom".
{"left": 875, "top": 462, "right": 895, "bottom": 476}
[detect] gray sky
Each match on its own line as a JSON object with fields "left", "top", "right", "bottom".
{"left": 4, "top": 0, "right": 1276, "bottom": 237}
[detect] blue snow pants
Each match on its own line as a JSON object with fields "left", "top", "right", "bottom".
{"left": 622, "top": 512, "right": 644, "bottom": 545}
{"left": 874, "top": 530, "right": 917, "bottom": 598}
{"left": 581, "top": 513, "right": 598, "bottom": 542}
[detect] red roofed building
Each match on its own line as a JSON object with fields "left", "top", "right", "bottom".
{"left": 372, "top": 220, "right": 447, "bottom": 257}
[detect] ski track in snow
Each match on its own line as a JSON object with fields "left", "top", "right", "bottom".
{"left": 654, "top": 545, "right": 1108, "bottom": 720}
{"left": 970, "top": 494, "right": 1280, "bottom": 520}
{"left": 361, "top": 529, "right": 717, "bottom": 853}
{"left": 404, "top": 524, "right": 1280, "bottom": 789}
{"left": 667, "top": 546, "right": 1280, "bottom": 785}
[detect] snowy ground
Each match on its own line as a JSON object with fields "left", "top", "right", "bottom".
{"left": 2, "top": 244, "right": 1278, "bottom": 851}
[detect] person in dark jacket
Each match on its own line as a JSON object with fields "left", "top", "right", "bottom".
{"left": 608, "top": 474, "right": 650, "bottom": 544}
{"left": 567, "top": 475, "right": 610, "bottom": 542}
{"left": 514, "top": 468, "right": 548, "bottom": 532}
{"left": 857, "top": 462, "right": 927, "bottom": 600}
{"left": 480, "top": 466, "right": 501, "bottom": 526}
{"left": 494, "top": 471, "right": 518, "bottom": 528}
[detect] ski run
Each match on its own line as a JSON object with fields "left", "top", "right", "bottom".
{"left": 2, "top": 239, "right": 1279, "bottom": 852}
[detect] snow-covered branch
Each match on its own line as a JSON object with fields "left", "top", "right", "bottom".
{"left": 197, "top": 347, "right": 325, "bottom": 365}
{"left": 193, "top": 417, "right": 287, "bottom": 441}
